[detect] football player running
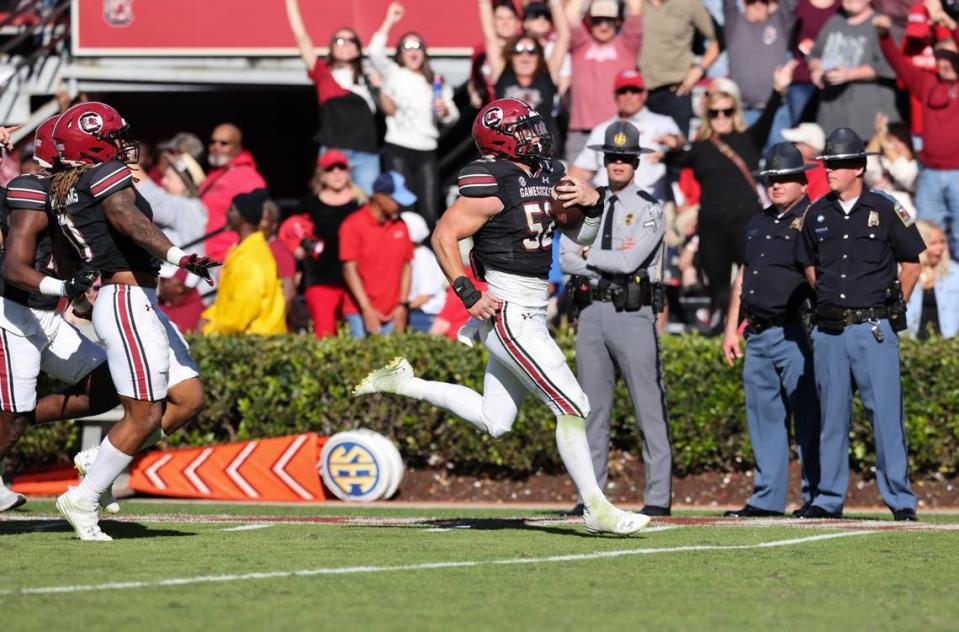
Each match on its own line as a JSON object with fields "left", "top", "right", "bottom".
{"left": 0, "top": 116, "right": 118, "bottom": 512}
{"left": 355, "top": 98, "right": 650, "bottom": 535}
{"left": 44, "top": 103, "right": 218, "bottom": 541}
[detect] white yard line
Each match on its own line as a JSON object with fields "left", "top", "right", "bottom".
{"left": 0, "top": 531, "right": 875, "bottom": 597}
{"left": 219, "top": 523, "right": 275, "bottom": 532}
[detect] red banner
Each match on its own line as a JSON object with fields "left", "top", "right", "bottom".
{"left": 72, "top": 0, "right": 483, "bottom": 56}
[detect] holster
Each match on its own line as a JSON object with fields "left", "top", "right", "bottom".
{"left": 885, "top": 280, "right": 908, "bottom": 332}
{"left": 567, "top": 275, "right": 593, "bottom": 310}
{"left": 815, "top": 306, "right": 845, "bottom": 333}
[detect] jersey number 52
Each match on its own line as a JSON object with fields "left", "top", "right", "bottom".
{"left": 522, "top": 201, "right": 554, "bottom": 252}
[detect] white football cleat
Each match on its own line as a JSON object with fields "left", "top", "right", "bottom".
{"left": 74, "top": 447, "right": 120, "bottom": 514}
{"left": 0, "top": 484, "right": 26, "bottom": 512}
{"left": 352, "top": 357, "right": 413, "bottom": 397}
{"left": 56, "top": 487, "right": 112, "bottom": 542}
{"left": 583, "top": 503, "right": 651, "bottom": 535}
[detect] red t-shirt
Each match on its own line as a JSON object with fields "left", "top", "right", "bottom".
{"left": 805, "top": 161, "right": 830, "bottom": 201}
{"left": 268, "top": 237, "right": 296, "bottom": 280}
{"left": 435, "top": 268, "right": 488, "bottom": 342}
{"left": 338, "top": 206, "right": 414, "bottom": 315}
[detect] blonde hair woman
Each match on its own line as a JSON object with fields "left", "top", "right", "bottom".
{"left": 907, "top": 220, "right": 959, "bottom": 339}
{"left": 658, "top": 62, "right": 795, "bottom": 330}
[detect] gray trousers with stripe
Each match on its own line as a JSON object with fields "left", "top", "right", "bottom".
{"left": 575, "top": 301, "right": 673, "bottom": 507}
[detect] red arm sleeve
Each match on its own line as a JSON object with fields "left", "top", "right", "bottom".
{"left": 309, "top": 58, "right": 349, "bottom": 105}
{"left": 879, "top": 31, "right": 929, "bottom": 98}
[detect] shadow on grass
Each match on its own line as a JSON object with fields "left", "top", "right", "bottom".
{"left": 367, "top": 517, "right": 651, "bottom": 539}
{"left": 0, "top": 519, "right": 195, "bottom": 539}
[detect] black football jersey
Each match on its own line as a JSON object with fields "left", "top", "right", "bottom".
{"left": 1, "top": 176, "right": 60, "bottom": 310}
{"left": 457, "top": 157, "right": 565, "bottom": 280}
{"left": 54, "top": 161, "right": 159, "bottom": 275}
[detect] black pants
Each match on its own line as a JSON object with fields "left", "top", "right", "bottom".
{"left": 646, "top": 85, "right": 694, "bottom": 138}
{"left": 383, "top": 143, "right": 440, "bottom": 228}
{"left": 698, "top": 211, "right": 750, "bottom": 322}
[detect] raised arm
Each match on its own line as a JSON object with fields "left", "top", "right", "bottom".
{"left": 546, "top": 0, "right": 571, "bottom": 81}
{"left": 369, "top": 2, "right": 405, "bottom": 81}
{"left": 479, "top": 0, "right": 507, "bottom": 81}
{"left": 284, "top": 0, "right": 317, "bottom": 72}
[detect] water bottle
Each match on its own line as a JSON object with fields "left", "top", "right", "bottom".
{"left": 433, "top": 74, "right": 443, "bottom": 116}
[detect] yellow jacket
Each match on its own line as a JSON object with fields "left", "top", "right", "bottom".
{"left": 202, "top": 231, "right": 286, "bottom": 335}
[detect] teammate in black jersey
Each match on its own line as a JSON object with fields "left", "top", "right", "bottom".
{"left": 45, "top": 102, "right": 218, "bottom": 541}
{"left": 0, "top": 115, "right": 117, "bottom": 512}
{"left": 356, "top": 98, "right": 650, "bottom": 535}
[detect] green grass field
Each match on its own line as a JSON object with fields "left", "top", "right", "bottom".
{"left": 3, "top": 501, "right": 958, "bottom": 631}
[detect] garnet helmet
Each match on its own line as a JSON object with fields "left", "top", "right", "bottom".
{"left": 32, "top": 115, "right": 60, "bottom": 170}
{"left": 471, "top": 98, "right": 552, "bottom": 163}
{"left": 53, "top": 102, "right": 138, "bottom": 166}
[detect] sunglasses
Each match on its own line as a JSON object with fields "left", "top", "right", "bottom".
{"left": 616, "top": 87, "right": 646, "bottom": 95}
{"left": 708, "top": 107, "right": 736, "bottom": 119}
{"left": 209, "top": 138, "right": 233, "bottom": 146}
{"left": 333, "top": 36, "right": 359, "bottom": 46}
{"left": 324, "top": 164, "right": 348, "bottom": 172}
{"left": 590, "top": 16, "right": 618, "bottom": 26}
{"left": 401, "top": 40, "right": 424, "bottom": 51}
{"left": 512, "top": 43, "right": 538, "bottom": 55}
{"left": 604, "top": 153, "right": 638, "bottom": 165}
{"left": 823, "top": 159, "right": 863, "bottom": 170}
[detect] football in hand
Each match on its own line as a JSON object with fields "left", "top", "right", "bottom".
{"left": 550, "top": 179, "right": 585, "bottom": 230}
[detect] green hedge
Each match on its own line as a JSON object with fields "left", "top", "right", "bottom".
{"left": 12, "top": 331, "right": 959, "bottom": 478}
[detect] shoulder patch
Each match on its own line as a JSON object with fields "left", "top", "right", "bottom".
{"left": 871, "top": 189, "right": 914, "bottom": 227}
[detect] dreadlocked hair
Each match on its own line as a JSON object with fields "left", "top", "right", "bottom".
{"left": 50, "top": 165, "right": 94, "bottom": 213}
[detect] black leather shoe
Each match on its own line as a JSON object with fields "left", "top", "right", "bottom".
{"left": 640, "top": 505, "right": 671, "bottom": 517}
{"left": 722, "top": 504, "right": 784, "bottom": 518}
{"left": 801, "top": 505, "right": 842, "bottom": 519}
{"left": 565, "top": 503, "right": 585, "bottom": 517}
{"left": 792, "top": 502, "right": 812, "bottom": 518}
{"left": 892, "top": 508, "right": 918, "bottom": 521}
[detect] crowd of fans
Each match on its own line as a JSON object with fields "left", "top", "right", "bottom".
{"left": 3, "top": 0, "right": 959, "bottom": 340}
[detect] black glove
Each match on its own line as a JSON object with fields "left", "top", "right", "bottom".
{"left": 63, "top": 269, "right": 98, "bottom": 300}
{"left": 300, "top": 239, "right": 325, "bottom": 260}
{"left": 583, "top": 188, "right": 606, "bottom": 219}
{"left": 178, "top": 253, "right": 221, "bottom": 286}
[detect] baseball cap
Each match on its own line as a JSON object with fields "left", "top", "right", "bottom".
{"left": 318, "top": 149, "right": 350, "bottom": 170}
{"left": 231, "top": 188, "right": 270, "bottom": 225}
{"left": 781, "top": 122, "right": 826, "bottom": 154}
{"left": 903, "top": 3, "right": 951, "bottom": 41}
{"left": 372, "top": 170, "right": 418, "bottom": 206}
{"left": 589, "top": 0, "right": 619, "bottom": 18}
{"left": 614, "top": 69, "right": 645, "bottom": 92}
{"left": 401, "top": 211, "right": 430, "bottom": 245}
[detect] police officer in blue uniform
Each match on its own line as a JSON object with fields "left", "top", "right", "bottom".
{"left": 795, "top": 128, "right": 925, "bottom": 521}
{"left": 721, "top": 143, "right": 821, "bottom": 518}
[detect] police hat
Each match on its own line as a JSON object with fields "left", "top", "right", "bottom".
{"left": 815, "top": 127, "right": 880, "bottom": 161}
{"left": 752, "top": 142, "right": 815, "bottom": 177}
{"left": 587, "top": 121, "right": 655, "bottom": 156}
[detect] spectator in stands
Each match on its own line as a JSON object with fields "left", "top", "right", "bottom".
{"left": 280, "top": 151, "right": 364, "bottom": 338}
{"left": 285, "top": 0, "right": 381, "bottom": 194}
{"left": 908, "top": 219, "right": 959, "bottom": 338}
{"left": 370, "top": 2, "right": 459, "bottom": 228}
{"left": 723, "top": 0, "right": 795, "bottom": 144}
{"left": 522, "top": 2, "right": 573, "bottom": 95}
{"left": 202, "top": 189, "right": 287, "bottom": 335}
{"left": 781, "top": 122, "right": 831, "bottom": 199}
{"left": 874, "top": 0, "right": 916, "bottom": 37}
{"left": 471, "top": 0, "right": 523, "bottom": 108}
{"left": 876, "top": 11, "right": 959, "bottom": 253}
{"left": 487, "top": 0, "right": 569, "bottom": 148}
{"left": 808, "top": 0, "right": 900, "bottom": 140}
{"left": 564, "top": 0, "right": 643, "bottom": 162}
{"left": 134, "top": 152, "right": 209, "bottom": 333}
{"left": 569, "top": 69, "right": 680, "bottom": 202}
{"left": 199, "top": 123, "right": 267, "bottom": 266}
{"left": 896, "top": 1, "right": 952, "bottom": 141}
{"left": 340, "top": 171, "right": 415, "bottom": 338}
{"left": 788, "top": 0, "right": 840, "bottom": 128}
{"left": 866, "top": 113, "right": 919, "bottom": 215}
{"left": 640, "top": 0, "right": 722, "bottom": 137}
{"left": 401, "top": 211, "right": 447, "bottom": 333}
{"left": 660, "top": 64, "right": 795, "bottom": 331}
{"left": 260, "top": 201, "right": 297, "bottom": 328}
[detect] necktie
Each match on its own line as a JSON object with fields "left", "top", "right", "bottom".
{"left": 601, "top": 194, "right": 618, "bottom": 250}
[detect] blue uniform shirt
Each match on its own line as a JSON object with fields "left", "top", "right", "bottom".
{"left": 741, "top": 195, "right": 814, "bottom": 320}
{"left": 795, "top": 190, "right": 925, "bottom": 310}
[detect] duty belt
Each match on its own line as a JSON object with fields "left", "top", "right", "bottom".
{"left": 816, "top": 306, "right": 890, "bottom": 330}
{"left": 745, "top": 311, "right": 799, "bottom": 333}
{"left": 591, "top": 282, "right": 654, "bottom": 306}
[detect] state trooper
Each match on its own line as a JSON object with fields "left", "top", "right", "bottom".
{"left": 560, "top": 121, "right": 672, "bottom": 517}
{"left": 720, "top": 142, "right": 821, "bottom": 518}
{"left": 795, "top": 127, "right": 925, "bottom": 521}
